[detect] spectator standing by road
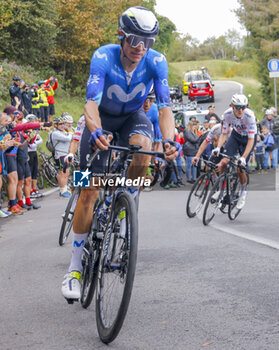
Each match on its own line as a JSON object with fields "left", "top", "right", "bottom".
{"left": 9, "top": 75, "right": 24, "bottom": 112}
{"left": 262, "top": 126, "right": 278, "bottom": 172}
{"left": 31, "top": 84, "right": 42, "bottom": 120}
{"left": 38, "top": 81, "right": 53, "bottom": 122}
{"left": 254, "top": 134, "right": 265, "bottom": 174}
{"left": 52, "top": 116, "right": 73, "bottom": 198}
{"left": 45, "top": 77, "right": 58, "bottom": 122}
{"left": 183, "top": 120, "right": 199, "bottom": 183}
{"left": 205, "top": 105, "right": 221, "bottom": 123}
{"left": 260, "top": 109, "right": 274, "bottom": 133}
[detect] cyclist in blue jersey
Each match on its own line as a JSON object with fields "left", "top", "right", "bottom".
{"left": 62, "top": 6, "right": 178, "bottom": 300}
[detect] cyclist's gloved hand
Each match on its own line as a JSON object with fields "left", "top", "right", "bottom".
{"left": 238, "top": 156, "right": 246, "bottom": 168}
{"left": 65, "top": 153, "right": 74, "bottom": 164}
{"left": 192, "top": 156, "right": 199, "bottom": 165}
{"left": 88, "top": 128, "right": 113, "bottom": 150}
{"left": 212, "top": 147, "right": 220, "bottom": 157}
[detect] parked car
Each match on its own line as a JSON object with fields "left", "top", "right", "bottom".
{"left": 188, "top": 80, "right": 214, "bottom": 102}
{"left": 182, "top": 70, "right": 204, "bottom": 95}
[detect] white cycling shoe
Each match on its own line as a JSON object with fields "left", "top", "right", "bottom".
{"left": 61, "top": 271, "right": 81, "bottom": 300}
{"left": 236, "top": 193, "right": 246, "bottom": 210}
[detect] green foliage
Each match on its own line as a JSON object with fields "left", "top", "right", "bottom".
{"left": 0, "top": 0, "right": 58, "bottom": 66}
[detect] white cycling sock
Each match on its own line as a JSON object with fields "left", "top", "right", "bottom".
{"left": 68, "top": 232, "right": 88, "bottom": 273}
{"left": 60, "top": 185, "right": 68, "bottom": 194}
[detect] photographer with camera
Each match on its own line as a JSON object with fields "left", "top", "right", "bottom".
{"left": 9, "top": 75, "right": 25, "bottom": 112}
{"left": 45, "top": 76, "right": 58, "bottom": 122}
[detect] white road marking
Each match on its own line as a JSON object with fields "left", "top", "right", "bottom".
{"left": 211, "top": 222, "right": 279, "bottom": 250}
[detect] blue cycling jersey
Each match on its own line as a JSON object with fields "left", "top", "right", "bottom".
{"left": 146, "top": 103, "right": 162, "bottom": 142}
{"left": 86, "top": 44, "right": 170, "bottom": 116}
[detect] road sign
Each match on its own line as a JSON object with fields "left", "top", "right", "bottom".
{"left": 268, "top": 59, "right": 279, "bottom": 72}
{"left": 269, "top": 72, "right": 279, "bottom": 78}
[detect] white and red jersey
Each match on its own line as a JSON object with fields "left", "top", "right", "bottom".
{"left": 221, "top": 107, "right": 257, "bottom": 139}
{"left": 73, "top": 115, "right": 85, "bottom": 143}
{"left": 205, "top": 124, "right": 222, "bottom": 143}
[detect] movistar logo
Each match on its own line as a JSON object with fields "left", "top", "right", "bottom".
{"left": 107, "top": 83, "right": 146, "bottom": 102}
{"left": 153, "top": 54, "right": 165, "bottom": 65}
{"left": 73, "top": 240, "right": 85, "bottom": 247}
{"left": 94, "top": 50, "right": 108, "bottom": 61}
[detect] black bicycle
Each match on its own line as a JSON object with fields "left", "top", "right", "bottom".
{"left": 38, "top": 150, "right": 58, "bottom": 187}
{"left": 186, "top": 158, "right": 217, "bottom": 218}
{"left": 78, "top": 141, "right": 172, "bottom": 344}
{"left": 202, "top": 154, "right": 249, "bottom": 225}
{"left": 59, "top": 188, "right": 80, "bottom": 246}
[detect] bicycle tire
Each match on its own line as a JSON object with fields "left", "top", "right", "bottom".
{"left": 43, "top": 164, "right": 58, "bottom": 187}
{"left": 37, "top": 169, "right": 44, "bottom": 190}
{"left": 186, "top": 173, "right": 211, "bottom": 218}
{"left": 96, "top": 191, "right": 138, "bottom": 344}
{"left": 80, "top": 197, "right": 102, "bottom": 308}
{"left": 58, "top": 189, "right": 79, "bottom": 246}
{"left": 203, "top": 176, "right": 225, "bottom": 226}
{"left": 228, "top": 173, "right": 242, "bottom": 221}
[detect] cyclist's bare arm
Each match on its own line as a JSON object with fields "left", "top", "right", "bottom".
{"left": 242, "top": 137, "right": 255, "bottom": 159}
{"left": 192, "top": 139, "right": 209, "bottom": 164}
{"left": 84, "top": 100, "right": 112, "bottom": 149}
{"left": 217, "top": 133, "right": 229, "bottom": 149}
{"left": 158, "top": 106, "right": 176, "bottom": 160}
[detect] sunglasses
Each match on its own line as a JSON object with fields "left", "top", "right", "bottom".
{"left": 125, "top": 33, "right": 155, "bottom": 50}
{"left": 58, "top": 122, "right": 65, "bottom": 125}
{"left": 233, "top": 105, "right": 246, "bottom": 111}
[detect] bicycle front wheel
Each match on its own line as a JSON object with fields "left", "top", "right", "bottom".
{"left": 228, "top": 173, "right": 242, "bottom": 221}
{"left": 58, "top": 189, "right": 79, "bottom": 246}
{"left": 44, "top": 164, "right": 58, "bottom": 187}
{"left": 203, "top": 176, "right": 225, "bottom": 226}
{"left": 96, "top": 191, "right": 138, "bottom": 344}
{"left": 186, "top": 173, "right": 211, "bottom": 218}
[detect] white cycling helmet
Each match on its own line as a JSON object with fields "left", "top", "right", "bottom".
{"left": 61, "top": 112, "right": 73, "bottom": 123}
{"left": 231, "top": 94, "right": 248, "bottom": 107}
{"left": 265, "top": 109, "right": 273, "bottom": 115}
{"left": 25, "top": 114, "right": 37, "bottom": 122}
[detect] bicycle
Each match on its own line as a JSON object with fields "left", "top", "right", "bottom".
{"left": 38, "top": 150, "right": 58, "bottom": 187}
{"left": 186, "top": 158, "right": 217, "bottom": 218}
{"left": 76, "top": 140, "right": 172, "bottom": 344}
{"left": 58, "top": 157, "right": 80, "bottom": 246}
{"left": 202, "top": 154, "right": 249, "bottom": 225}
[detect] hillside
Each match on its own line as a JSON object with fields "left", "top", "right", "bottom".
{"left": 169, "top": 59, "right": 264, "bottom": 117}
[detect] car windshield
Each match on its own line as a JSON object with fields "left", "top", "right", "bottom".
{"left": 192, "top": 83, "right": 209, "bottom": 89}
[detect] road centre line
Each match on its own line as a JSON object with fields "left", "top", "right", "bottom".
{"left": 211, "top": 222, "right": 279, "bottom": 250}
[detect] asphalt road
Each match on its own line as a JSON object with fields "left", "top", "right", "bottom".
{"left": 1, "top": 81, "right": 279, "bottom": 350}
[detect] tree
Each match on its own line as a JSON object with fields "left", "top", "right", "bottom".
{"left": 0, "top": 0, "right": 58, "bottom": 66}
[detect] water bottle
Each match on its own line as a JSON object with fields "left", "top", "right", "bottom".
{"left": 99, "top": 195, "right": 112, "bottom": 226}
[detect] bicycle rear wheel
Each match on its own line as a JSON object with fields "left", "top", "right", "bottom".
{"left": 58, "top": 189, "right": 79, "bottom": 246}
{"left": 44, "top": 164, "right": 58, "bottom": 187}
{"left": 186, "top": 173, "right": 211, "bottom": 218}
{"left": 203, "top": 176, "right": 225, "bottom": 226}
{"left": 96, "top": 191, "right": 138, "bottom": 344}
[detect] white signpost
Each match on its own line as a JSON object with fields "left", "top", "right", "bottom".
{"left": 268, "top": 59, "right": 279, "bottom": 110}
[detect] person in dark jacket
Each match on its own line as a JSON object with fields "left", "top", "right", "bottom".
{"left": 183, "top": 120, "right": 200, "bottom": 183}
{"left": 260, "top": 109, "right": 274, "bottom": 133}
{"left": 9, "top": 75, "right": 24, "bottom": 112}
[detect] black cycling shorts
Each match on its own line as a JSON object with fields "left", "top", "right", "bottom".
{"left": 223, "top": 129, "right": 256, "bottom": 163}
{"left": 55, "top": 156, "right": 65, "bottom": 170}
{"left": 6, "top": 154, "right": 17, "bottom": 174}
{"left": 79, "top": 108, "right": 154, "bottom": 175}
{"left": 17, "top": 158, "right": 31, "bottom": 180}
{"left": 49, "top": 104, "right": 55, "bottom": 116}
{"left": 28, "top": 151, "right": 38, "bottom": 179}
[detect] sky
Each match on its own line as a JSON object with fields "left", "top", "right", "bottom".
{"left": 155, "top": 0, "right": 247, "bottom": 43}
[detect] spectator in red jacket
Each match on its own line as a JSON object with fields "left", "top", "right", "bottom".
{"left": 45, "top": 76, "right": 59, "bottom": 122}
